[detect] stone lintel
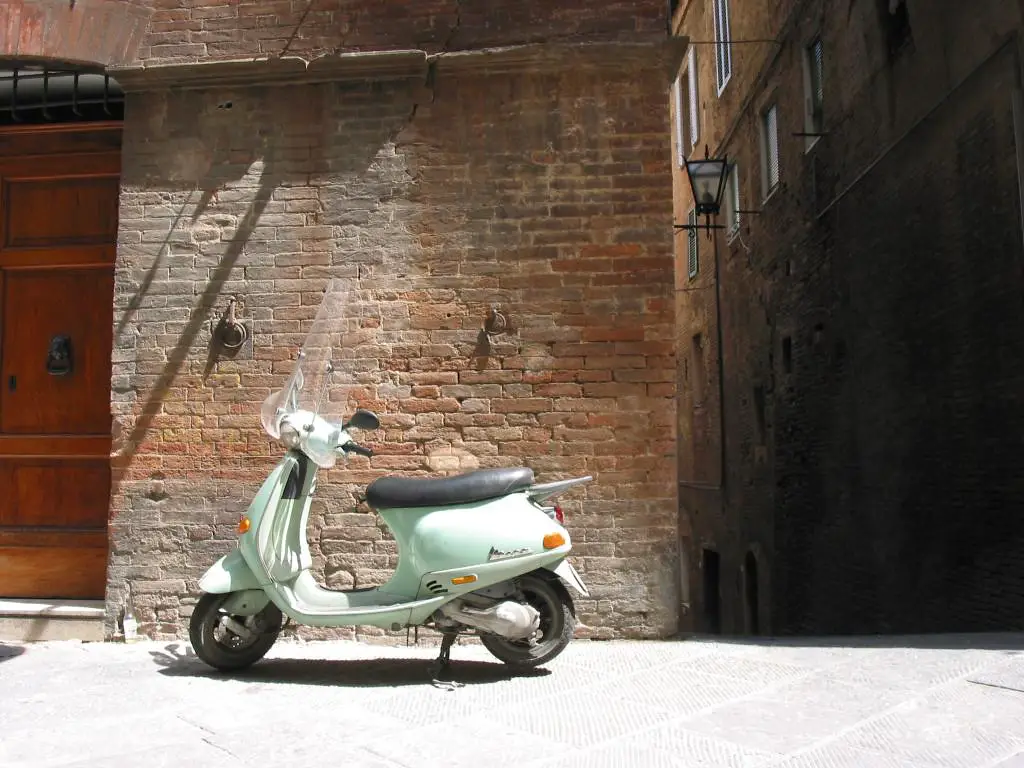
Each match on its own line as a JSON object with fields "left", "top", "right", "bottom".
{"left": 432, "top": 39, "right": 691, "bottom": 80}
{"left": 110, "top": 50, "right": 430, "bottom": 93}
{"left": 109, "top": 39, "right": 691, "bottom": 93}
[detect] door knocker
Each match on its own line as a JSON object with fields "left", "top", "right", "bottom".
{"left": 46, "top": 334, "right": 73, "bottom": 376}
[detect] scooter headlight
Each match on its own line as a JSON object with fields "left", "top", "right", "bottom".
{"left": 279, "top": 419, "right": 303, "bottom": 448}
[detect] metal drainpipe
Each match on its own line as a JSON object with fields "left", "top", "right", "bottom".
{"left": 712, "top": 231, "right": 727, "bottom": 497}
{"left": 1013, "top": 90, "right": 1024, "bottom": 253}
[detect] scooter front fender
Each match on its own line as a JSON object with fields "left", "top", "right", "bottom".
{"left": 198, "top": 548, "right": 263, "bottom": 594}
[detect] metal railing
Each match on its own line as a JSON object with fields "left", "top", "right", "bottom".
{"left": 0, "top": 62, "right": 124, "bottom": 125}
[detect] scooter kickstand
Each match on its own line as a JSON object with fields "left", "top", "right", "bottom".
{"left": 430, "top": 633, "right": 464, "bottom": 691}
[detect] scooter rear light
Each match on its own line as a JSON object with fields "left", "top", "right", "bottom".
{"left": 554, "top": 505, "right": 564, "bottom": 525}
{"left": 238, "top": 516, "right": 251, "bottom": 534}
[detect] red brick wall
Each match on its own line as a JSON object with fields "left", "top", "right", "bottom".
{"left": 136, "top": 0, "right": 669, "bottom": 63}
{"left": 107, "top": 59, "right": 679, "bottom": 640}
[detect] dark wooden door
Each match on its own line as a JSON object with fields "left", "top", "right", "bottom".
{"left": 0, "top": 124, "right": 121, "bottom": 600}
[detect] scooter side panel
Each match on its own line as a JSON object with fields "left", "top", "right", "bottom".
{"left": 418, "top": 551, "right": 571, "bottom": 599}
{"left": 381, "top": 492, "right": 571, "bottom": 599}
{"left": 198, "top": 548, "right": 264, "bottom": 593}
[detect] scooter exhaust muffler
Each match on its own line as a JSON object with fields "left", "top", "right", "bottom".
{"left": 439, "top": 599, "right": 540, "bottom": 640}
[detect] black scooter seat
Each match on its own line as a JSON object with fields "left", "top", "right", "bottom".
{"left": 365, "top": 467, "right": 535, "bottom": 510}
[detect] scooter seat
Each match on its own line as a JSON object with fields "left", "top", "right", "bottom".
{"left": 365, "top": 467, "right": 535, "bottom": 510}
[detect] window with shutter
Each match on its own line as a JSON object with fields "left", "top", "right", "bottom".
{"left": 713, "top": 0, "right": 732, "bottom": 93}
{"left": 725, "top": 164, "right": 741, "bottom": 237}
{"left": 809, "top": 40, "right": 824, "bottom": 129}
{"left": 674, "top": 48, "right": 700, "bottom": 165}
{"left": 761, "top": 104, "right": 780, "bottom": 197}
{"left": 687, "top": 208, "right": 699, "bottom": 279}
{"left": 687, "top": 47, "right": 699, "bottom": 149}
{"left": 674, "top": 73, "right": 686, "bottom": 167}
{"left": 810, "top": 40, "right": 824, "bottom": 114}
{"left": 802, "top": 39, "right": 824, "bottom": 151}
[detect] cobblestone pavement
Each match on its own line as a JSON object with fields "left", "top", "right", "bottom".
{"left": 3, "top": 634, "right": 1024, "bottom": 767}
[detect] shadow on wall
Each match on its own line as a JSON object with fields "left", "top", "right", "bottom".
{"left": 112, "top": 138, "right": 281, "bottom": 483}
{"left": 110, "top": 81, "right": 422, "bottom": 486}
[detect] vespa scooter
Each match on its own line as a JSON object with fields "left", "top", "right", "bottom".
{"left": 189, "top": 279, "right": 591, "bottom": 680}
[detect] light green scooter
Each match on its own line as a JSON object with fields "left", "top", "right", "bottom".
{"left": 189, "top": 278, "right": 591, "bottom": 681}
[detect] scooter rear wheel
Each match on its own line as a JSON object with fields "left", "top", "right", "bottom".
{"left": 189, "top": 592, "right": 282, "bottom": 672}
{"left": 480, "top": 574, "right": 575, "bottom": 669}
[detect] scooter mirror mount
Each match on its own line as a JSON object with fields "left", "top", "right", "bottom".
{"left": 343, "top": 409, "right": 380, "bottom": 432}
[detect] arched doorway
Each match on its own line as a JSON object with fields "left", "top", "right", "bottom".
{"left": 0, "top": 62, "right": 123, "bottom": 600}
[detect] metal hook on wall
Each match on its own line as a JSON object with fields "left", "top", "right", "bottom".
{"left": 483, "top": 306, "right": 509, "bottom": 341}
{"left": 218, "top": 297, "right": 249, "bottom": 350}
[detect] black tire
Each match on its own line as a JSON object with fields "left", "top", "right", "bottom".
{"left": 189, "top": 592, "right": 282, "bottom": 672}
{"left": 480, "top": 573, "right": 575, "bottom": 669}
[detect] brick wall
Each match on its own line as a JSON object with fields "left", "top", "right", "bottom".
{"left": 106, "top": 58, "right": 678, "bottom": 641}
{"left": 773, "top": 40, "right": 1024, "bottom": 634}
{"left": 136, "top": 0, "right": 669, "bottom": 64}
{"left": 675, "top": 0, "right": 1024, "bottom": 636}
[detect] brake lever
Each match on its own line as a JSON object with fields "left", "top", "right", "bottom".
{"left": 346, "top": 444, "right": 374, "bottom": 458}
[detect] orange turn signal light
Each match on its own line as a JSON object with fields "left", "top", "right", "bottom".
{"left": 451, "top": 574, "right": 478, "bottom": 585}
{"left": 238, "top": 516, "right": 251, "bottom": 534}
{"left": 543, "top": 532, "right": 566, "bottom": 550}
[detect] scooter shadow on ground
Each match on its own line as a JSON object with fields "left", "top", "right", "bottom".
{"left": 149, "top": 642, "right": 551, "bottom": 688}
{"left": 0, "top": 642, "right": 25, "bottom": 663}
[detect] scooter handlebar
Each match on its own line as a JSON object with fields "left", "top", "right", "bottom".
{"left": 343, "top": 443, "right": 374, "bottom": 458}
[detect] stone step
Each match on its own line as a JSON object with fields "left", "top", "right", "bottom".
{"left": 0, "top": 599, "right": 105, "bottom": 643}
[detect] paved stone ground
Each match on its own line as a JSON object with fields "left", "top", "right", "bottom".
{"left": 4, "top": 634, "right": 1024, "bottom": 767}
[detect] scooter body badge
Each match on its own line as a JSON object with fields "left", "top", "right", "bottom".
{"left": 488, "top": 545, "right": 532, "bottom": 561}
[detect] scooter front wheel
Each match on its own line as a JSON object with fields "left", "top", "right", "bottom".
{"left": 189, "top": 592, "right": 282, "bottom": 672}
{"left": 480, "top": 574, "right": 575, "bottom": 669}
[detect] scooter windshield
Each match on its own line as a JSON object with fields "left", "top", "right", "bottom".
{"left": 260, "top": 277, "right": 379, "bottom": 440}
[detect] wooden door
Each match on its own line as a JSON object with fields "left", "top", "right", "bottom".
{"left": 0, "top": 124, "right": 121, "bottom": 600}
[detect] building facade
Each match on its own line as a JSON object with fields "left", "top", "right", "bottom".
{"left": 672, "top": 0, "right": 1024, "bottom": 634}
{"left": 0, "top": 0, "right": 684, "bottom": 641}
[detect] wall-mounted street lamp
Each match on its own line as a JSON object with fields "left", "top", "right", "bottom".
{"left": 675, "top": 146, "right": 730, "bottom": 238}
{"left": 674, "top": 145, "right": 762, "bottom": 238}
{"left": 687, "top": 151, "right": 731, "bottom": 214}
